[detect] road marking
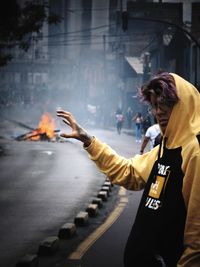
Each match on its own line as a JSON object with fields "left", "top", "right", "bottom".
{"left": 68, "top": 187, "right": 128, "bottom": 260}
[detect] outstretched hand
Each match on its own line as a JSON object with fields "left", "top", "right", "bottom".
{"left": 56, "top": 110, "right": 93, "bottom": 146}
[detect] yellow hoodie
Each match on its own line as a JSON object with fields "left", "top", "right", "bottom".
{"left": 85, "top": 73, "right": 200, "bottom": 266}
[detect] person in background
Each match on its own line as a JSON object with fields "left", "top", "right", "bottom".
{"left": 140, "top": 117, "right": 160, "bottom": 154}
{"left": 142, "top": 110, "right": 152, "bottom": 134}
{"left": 126, "top": 107, "right": 133, "bottom": 129}
{"left": 115, "top": 108, "right": 124, "bottom": 135}
{"left": 57, "top": 72, "right": 200, "bottom": 267}
{"left": 132, "top": 112, "right": 144, "bottom": 142}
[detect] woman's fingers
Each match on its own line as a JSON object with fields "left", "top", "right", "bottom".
{"left": 57, "top": 109, "right": 70, "bottom": 115}
{"left": 57, "top": 110, "right": 80, "bottom": 139}
{"left": 57, "top": 110, "right": 77, "bottom": 127}
{"left": 57, "top": 110, "right": 73, "bottom": 118}
{"left": 62, "top": 119, "right": 70, "bottom": 126}
{"left": 57, "top": 110, "right": 70, "bottom": 120}
{"left": 57, "top": 110, "right": 92, "bottom": 144}
{"left": 57, "top": 111, "right": 73, "bottom": 125}
{"left": 60, "top": 133, "right": 70, "bottom": 138}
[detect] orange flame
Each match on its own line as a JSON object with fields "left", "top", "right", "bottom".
{"left": 30, "top": 112, "right": 56, "bottom": 140}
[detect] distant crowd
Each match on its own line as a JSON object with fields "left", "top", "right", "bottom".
{"left": 114, "top": 106, "right": 152, "bottom": 135}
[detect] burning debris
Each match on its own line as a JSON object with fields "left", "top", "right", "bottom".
{"left": 15, "top": 112, "right": 59, "bottom": 141}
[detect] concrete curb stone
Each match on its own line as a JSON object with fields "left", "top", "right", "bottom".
{"left": 86, "top": 203, "right": 98, "bottom": 217}
{"left": 105, "top": 179, "right": 114, "bottom": 187}
{"left": 74, "top": 211, "right": 89, "bottom": 226}
{"left": 103, "top": 181, "right": 112, "bottom": 191}
{"left": 92, "top": 197, "right": 103, "bottom": 208}
{"left": 101, "top": 186, "right": 110, "bottom": 195}
{"left": 97, "top": 190, "right": 108, "bottom": 201}
{"left": 58, "top": 223, "right": 77, "bottom": 239}
{"left": 38, "top": 236, "right": 59, "bottom": 256}
{"left": 15, "top": 254, "right": 39, "bottom": 267}
{"left": 15, "top": 178, "right": 115, "bottom": 266}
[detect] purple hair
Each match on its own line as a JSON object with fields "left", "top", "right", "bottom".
{"left": 140, "top": 72, "right": 179, "bottom": 106}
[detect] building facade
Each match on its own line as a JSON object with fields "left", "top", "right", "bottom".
{"left": 0, "top": 0, "right": 199, "bottom": 126}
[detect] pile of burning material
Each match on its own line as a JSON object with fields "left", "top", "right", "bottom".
{"left": 15, "top": 112, "right": 59, "bottom": 141}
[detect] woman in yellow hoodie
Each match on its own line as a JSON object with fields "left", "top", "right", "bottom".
{"left": 57, "top": 72, "right": 200, "bottom": 267}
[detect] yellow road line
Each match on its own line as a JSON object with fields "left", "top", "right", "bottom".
{"left": 68, "top": 187, "right": 128, "bottom": 260}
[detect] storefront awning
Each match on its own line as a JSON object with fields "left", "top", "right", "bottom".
{"left": 125, "top": 56, "right": 143, "bottom": 75}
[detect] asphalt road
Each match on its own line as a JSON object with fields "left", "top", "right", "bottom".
{"left": 0, "top": 120, "right": 142, "bottom": 267}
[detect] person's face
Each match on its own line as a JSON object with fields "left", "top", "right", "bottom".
{"left": 150, "top": 94, "right": 173, "bottom": 134}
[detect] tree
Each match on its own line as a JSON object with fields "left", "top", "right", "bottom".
{"left": 0, "top": 0, "right": 61, "bottom": 66}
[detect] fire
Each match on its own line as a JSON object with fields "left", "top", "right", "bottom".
{"left": 29, "top": 112, "right": 56, "bottom": 141}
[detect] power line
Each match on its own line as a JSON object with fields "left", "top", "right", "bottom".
{"left": 42, "top": 24, "right": 115, "bottom": 39}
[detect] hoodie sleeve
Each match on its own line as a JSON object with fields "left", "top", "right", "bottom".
{"left": 84, "top": 137, "right": 158, "bottom": 191}
{"left": 178, "top": 152, "right": 200, "bottom": 267}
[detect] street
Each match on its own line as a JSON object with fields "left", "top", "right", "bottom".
{"left": 0, "top": 119, "right": 142, "bottom": 267}
{"left": 0, "top": 1, "right": 199, "bottom": 266}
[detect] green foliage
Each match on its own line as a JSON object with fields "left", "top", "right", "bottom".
{"left": 0, "top": 0, "right": 61, "bottom": 66}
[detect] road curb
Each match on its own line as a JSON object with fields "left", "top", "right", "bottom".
{"left": 97, "top": 190, "right": 108, "bottom": 201}
{"left": 38, "top": 236, "right": 60, "bottom": 256}
{"left": 101, "top": 186, "right": 111, "bottom": 196}
{"left": 58, "top": 223, "right": 77, "bottom": 239}
{"left": 103, "top": 181, "right": 112, "bottom": 190}
{"left": 15, "top": 178, "right": 115, "bottom": 266}
{"left": 86, "top": 203, "right": 98, "bottom": 217}
{"left": 74, "top": 211, "right": 89, "bottom": 226}
{"left": 92, "top": 197, "right": 103, "bottom": 208}
{"left": 15, "top": 254, "right": 39, "bottom": 267}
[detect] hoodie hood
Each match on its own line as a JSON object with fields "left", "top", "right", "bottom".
{"left": 164, "top": 73, "right": 200, "bottom": 148}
